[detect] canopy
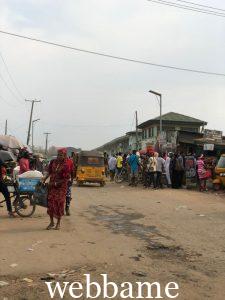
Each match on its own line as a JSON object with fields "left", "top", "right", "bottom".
{"left": 0, "top": 135, "right": 24, "bottom": 149}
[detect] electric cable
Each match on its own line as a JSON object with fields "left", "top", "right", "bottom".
{"left": 147, "top": 0, "right": 225, "bottom": 17}
{"left": 0, "top": 51, "right": 25, "bottom": 99}
{"left": 0, "top": 30, "right": 224, "bottom": 77}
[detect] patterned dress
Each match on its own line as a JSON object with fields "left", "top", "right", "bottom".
{"left": 47, "top": 159, "right": 70, "bottom": 218}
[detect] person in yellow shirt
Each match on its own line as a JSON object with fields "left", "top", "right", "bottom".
{"left": 116, "top": 152, "right": 123, "bottom": 175}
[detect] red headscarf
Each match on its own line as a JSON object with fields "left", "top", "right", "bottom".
{"left": 58, "top": 148, "right": 67, "bottom": 155}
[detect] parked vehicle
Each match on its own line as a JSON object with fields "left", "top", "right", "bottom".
{"left": 213, "top": 154, "right": 225, "bottom": 191}
{"left": 76, "top": 151, "right": 106, "bottom": 186}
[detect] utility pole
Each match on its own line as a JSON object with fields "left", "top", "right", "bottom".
{"left": 4, "top": 119, "right": 7, "bottom": 135}
{"left": 25, "top": 99, "right": 41, "bottom": 145}
{"left": 32, "top": 118, "right": 40, "bottom": 151}
{"left": 149, "top": 90, "right": 162, "bottom": 137}
{"left": 44, "top": 132, "right": 51, "bottom": 156}
{"left": 135, "top": 111, "right": 139, "bottom": 150}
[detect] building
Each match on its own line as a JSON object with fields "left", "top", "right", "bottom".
{"left": 126, "top": 130, "right": 143, "bottom": 151}
{"left": 95, "top": 112, "right": 225, "bottom": 156}
{"left": 138, "top": 112, "right": 207, "bottom": 152}
{"left": 96, "top": 135, "right": 129, "bottom": 155}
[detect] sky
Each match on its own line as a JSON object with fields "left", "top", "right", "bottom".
{"left": 0, "top": 0, "right": 224, "bottom": 150}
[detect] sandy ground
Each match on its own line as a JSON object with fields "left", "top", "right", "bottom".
{"left": 0, "top": 182, "right": 225, "bottom": 299}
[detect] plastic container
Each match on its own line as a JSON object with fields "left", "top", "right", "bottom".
{"left": 18, "top": 178, "right": 41, "bottom": 192}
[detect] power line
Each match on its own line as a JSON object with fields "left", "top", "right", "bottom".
{"left": 0, "top": 30, "right": 224, "bottom": 77}
{"left": 175, "top": 0, "right": 225, "bottom": 12}
{"left": 0, "top": 51, "right": 25, "bottom": 99}
{"left": 147, "top": 0, "right": 225, "bottom": 17}
{"left": 0, "top": 72, "right": 24, "bottom": 104}
{"left": 0, "top": 94, "right": 15, "bottom": 108}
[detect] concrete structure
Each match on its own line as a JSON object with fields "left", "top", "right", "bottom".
{"left": 138, "top": 112, "right": 207, "bottom": 152}
{"left": 96, "top": 135, "right": 129, "bottom": 156}
{"left": 96, "top": 112, "right": 209, "bottom": 154}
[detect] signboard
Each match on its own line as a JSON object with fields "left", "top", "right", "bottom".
{"left": 158, "top": 132, "right": 166, "bottom": 145}
{"left": 185, "top": 156, "right": 196, "bottom": 180}
{"left": 204, "top": 129, "right": 222, "bottom": 141}
{"left": 203, "top": 144, "right": 214, "bottom": 151}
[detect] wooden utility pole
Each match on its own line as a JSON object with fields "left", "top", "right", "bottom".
{"left": 44, "top": 132, "right": 51, "bottom": 156}
{"left": 25, "top": 99, "right": 41, "bottom": 145}
{"left": 4, "top": 119, "right": 7, "bottom": 135}
{"left": 32, "top": 118, "right": 40, "bottom": 151}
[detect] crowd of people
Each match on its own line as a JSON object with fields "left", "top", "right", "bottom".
{"left": 107, "top": 150, "right": 212, "bottom": 192}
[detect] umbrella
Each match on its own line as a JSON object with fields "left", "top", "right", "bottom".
{"left": 0, "top": 150, "right": 16, "bottom": 163}
{"left": 0, "top": 135, "right": 24, "bottom": 149}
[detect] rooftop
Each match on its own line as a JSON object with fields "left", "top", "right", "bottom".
{"left": 138, "top": 112, "right": 207, "bottom": 128}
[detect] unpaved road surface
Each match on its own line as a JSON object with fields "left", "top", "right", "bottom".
{"left": 1, "top": 182, "right": 225, "bottom": 299}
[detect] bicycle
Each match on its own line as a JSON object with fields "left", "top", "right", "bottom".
{"left": 115, "top": 167, "right": 129, "bottom": 183}
{"left": 0, "top": 179, "right": 36, "bottom": 217}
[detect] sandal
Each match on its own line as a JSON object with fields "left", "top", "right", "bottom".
{"left": 46, "top": 223, "right": 55, "bottom": 230}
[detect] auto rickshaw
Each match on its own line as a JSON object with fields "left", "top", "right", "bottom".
{"left": 76, "top": 150, "right": 106, "bottom": 186}
{"left": 213, "top": 154, "right": 225, "bottom": 190}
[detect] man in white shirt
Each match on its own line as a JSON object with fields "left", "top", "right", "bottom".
{"left": 108, "top": 155, "right": 117, "bottom": 181}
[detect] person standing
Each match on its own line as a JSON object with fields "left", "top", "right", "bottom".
{"left": 43, "top": 148, "right": 70, "bottom": 230}
{"left": 155, "top": 152, "right": 165, "bottom": 189}
{"left": 108, "top": 155, "right": 117, "bottom": 181}
{"left": 116, "top": 152, "right": 123, "bottom": 175}
{"left": 128, "top": 150, "right": 139, "bottom": 186}
{"left": 148, "top": 152, "right": 157, "bottom": 189}
{"left": 18, "top": 150, "right": 30, "bottom": 174}
{"left": 0, "top": 158, "right": 15, "bottom": 217}
{"left": 176, "top": 152, "right": 185, "bottom": 188}
{"left": 143, "top": 154, "right": 150, "bottom": 188}
{"left": 197, "top": 154, "right": 208, "bottom": 192}
{"left": 65, "top": 156, "right": 75, "bottom": 216}
{"left": 165, "top": 152, "right": 172, "bottom": 187}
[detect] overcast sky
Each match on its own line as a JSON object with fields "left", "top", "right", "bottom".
{"left": 0, "top": 0, "right": 224, "bottom": 150}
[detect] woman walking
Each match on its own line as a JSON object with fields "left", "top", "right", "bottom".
{"left": 43, "top": 148, "right": 70, "bottom": 230}
{"left": 197, "top": 154, "right": 208, "bottom": 192}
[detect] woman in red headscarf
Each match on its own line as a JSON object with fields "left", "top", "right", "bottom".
{"left": 43, "top": 148, "right": 70, "bottom": 230}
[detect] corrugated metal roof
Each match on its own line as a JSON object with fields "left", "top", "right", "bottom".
{"left": 139, "top": 112, "right": 207, "bottom": 128}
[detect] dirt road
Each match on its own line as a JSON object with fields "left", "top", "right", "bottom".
{"left": 0, "top": 182, "right": 225, "bottom": 299}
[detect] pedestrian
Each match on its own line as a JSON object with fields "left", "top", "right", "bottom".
{"left": 176, "top": 152, "right": 185, "bottom": 188}
{"left": 143, "top": 154, "right": 150, "bottom": 188}
{"left": 65, "top": 155, "right": 75, "bottom": 216}
{"left": 116, "top": 152, "right": 123, "bottom": 175}
{"left": 128, "top": 150, "right": 139, "bottom": 186}
{"left": 43, "top": 148, "right": 70, "bottom": 230}
{"left": 18, "top": 149, "right": 30, "bottom": 174}
{"left": 165, "top": 152, "right": 172, "bottom": 187}
{"left": 108, "top": 155, "right": 117, "bottom": 181}
{"left": 149, "top": 152, "right": 157, "bottom": 188}
{"left": 171, "top": 153, "right": 184, "bottom": 189}
{"left": 155, "top": 152, "right": 165, "bottom": 189}
{"left": 0, "top": 157, "right": 15, "bottom": 217}
{"left": 197, "top": 154, "right": 208, "bottom": 192}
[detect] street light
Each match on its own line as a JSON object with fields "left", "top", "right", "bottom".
{"left": 149, "top": 90, "right": 162, "bottom": 138}
{"left": 32, "top": 118, "right": 40, "bottom": 151}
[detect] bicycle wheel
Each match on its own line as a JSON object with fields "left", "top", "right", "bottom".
{"left": 14, "top": 195, "right": 36, "bottom": 217}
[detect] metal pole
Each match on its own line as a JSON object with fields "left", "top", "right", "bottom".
{"left": 4, "top": 119, "right": 7, "bottom": 135}
{"left": 135, "top": 110, "right": 139, "bottom": 150}
{"left": 32, "top": 121, "right": 34, "bottom": 150}
{"left": 25, "top": 99, "right": 41, "bottom": 145}
{"left": 160, "top": 94, "right": 162, "bottom": 137}
{"left": 149, "top": 90, "right": 162, "bottom": 139}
